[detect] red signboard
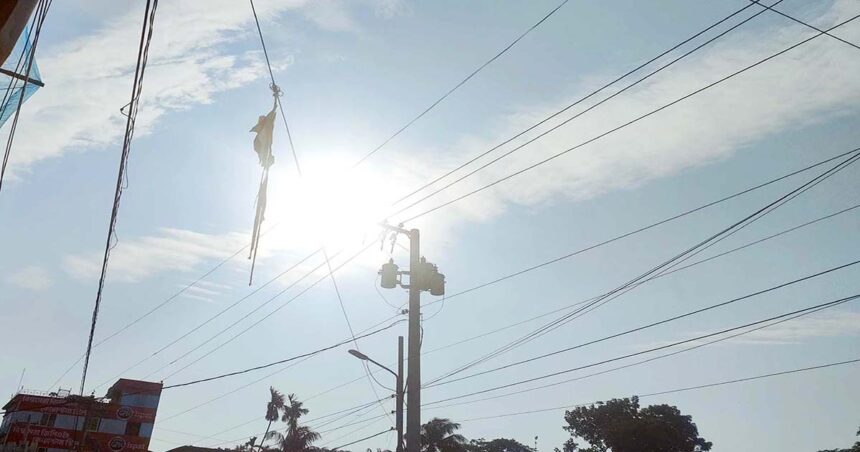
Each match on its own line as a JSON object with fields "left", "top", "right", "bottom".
{"left": 11, "top": 395, "right": 157, "bottom": 423}
{"left": 5, "top": 424, "right": 150, "bottom": 451}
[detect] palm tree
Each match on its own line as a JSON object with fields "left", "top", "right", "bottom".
{"left": 281, "top": 393, "right": 309, "bottom": 432}
{"left": 421, "top": 418, "right": 467, "bottom": 452}
{"left": 260, "top": 387, "right": 286, "bottom": 450}
{"left": 265, "top": 426, "right": 321, "bottom": 452}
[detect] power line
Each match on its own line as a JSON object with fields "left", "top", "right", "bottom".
{"left": 426, "top": 260, "right": 860, "bottom": 388}
{"left": 226, "top": 152, "right": 860, "bottom": 409}
{"left": 423, "top": 293, "right": 860, "bottom": 406}
{"left": 46, "top": 1, "right": 841, "bottom": 393}
{"left": 248, "top": 0, "right": 300, "bottom": 175}
{"left": 154, "top": 246, "right": 374, "bottom": 382}
{"left": 423, "top": 149, "right": 860, "bottom": 385}
{"left": 149, "top": 251, "right": 335, "bottom": 380}
{"left": 90, "top": 248, "right": 323, "bottom": 389}
{"left": 0, "top": 0, "right": 52, "bottom": 192}
{"left": 427, "top": 298, "right": 846, "bottom": 411}
{"left": 80, "top": 0, "right": 158, "bottom": 396}
{"left": 454, "top": 357, "right": 860, "bottom": 422}
{"left": 404, "top": 0, "right": 860, "bottom": 222}
{"left": 351, "top": 0, "right": 570, "bottom": 167}
{"left": 424, "top": 147, "right": 860, "bottom": 307}
{"left": 390, "top": 0, "right": 774, "bottom": 214}
{"left": 162, "top": 320, "right": 404, "bottom": 389}
{"left": 751, "top": 0, "right": 860, "bottom": 51}
{"left": 203, "top": 295, "right": 857, "bottom": 448}
{"left": 400, "top": 13, "right": 860, "bottom": 223}
{"left": 329, "top": 428, "right": 393, "bottom": 451}
{"left": 321, "top": 247, "right": 394, "bottom": 423}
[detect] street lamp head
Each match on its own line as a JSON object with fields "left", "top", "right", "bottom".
{"left": 348, "top": 349, "right": 369, "bottom": 360}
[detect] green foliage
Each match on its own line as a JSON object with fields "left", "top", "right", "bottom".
{"left": 421, "top": 418, "right": 468, "bottom": 452}
{"left": 255, "top": 388, "right": 319, "bottom": 452}
{"left": 562, "top": 396, "right": 712, "bottom": 452}
{"left": 467, "top": 438, "right": 535, "bottom": 452}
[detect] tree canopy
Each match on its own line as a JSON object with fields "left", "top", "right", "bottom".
{"left": 562, "top": 396, "right": 711, "bottom": 452}
{"left": 467, "top": 438, "right": 535, "bottom": 452}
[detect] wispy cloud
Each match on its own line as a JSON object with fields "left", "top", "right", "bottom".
{"left": 63, "top": 228, "right": 247, "bottom": 283}
{"left": 395, "top": 0, "right": 860, "bottom": 222}
{"left": 4, "top": 265, "right": 52, "bottom": 291}
{"left": 729, "top": 311, "right": 860, "bottom": 345}
{"left": 178, "top": 280, "right": 233, "bottom": 303}
{"left": 638, "top": 310, "right": 860, "bottom": 350}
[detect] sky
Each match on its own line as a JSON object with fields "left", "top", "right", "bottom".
{"left": 1, "top": 0, "right": 859, "bottom": 451}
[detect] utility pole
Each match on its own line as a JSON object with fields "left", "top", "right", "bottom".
{"left": 378, "top": 225, "right": 445, "bottom": 452}
{"left": 346, "top": 338, "right": 405, "bottom": 452}
{"left": 396, "top": 336, "right": 404, "bottom": 452}
{"left": 406, "top": 228, "right": 420, "bottom": 452}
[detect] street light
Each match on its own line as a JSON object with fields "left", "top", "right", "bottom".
{"left": 347, "top": 339, "right": 404, "bottom": 452}
{"left": 348, "top": 349, "right": 396, "bottom": 378}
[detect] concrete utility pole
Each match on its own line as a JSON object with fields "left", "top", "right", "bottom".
{"left": 378, "top": 225, "right": 445, "bottom": 452}
{"left": 396, "top": 336, "right": 404, "bottom": 452}
{"left": 406, "top": 228, "right": 420, "bottom": 452}
{"left": 346, "top": 337, "right": 405, "bottom": 452}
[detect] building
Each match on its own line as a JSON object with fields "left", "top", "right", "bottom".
{"left": 164, "top": 447, "right": 226, "bottom": 452}
{"left": 0, "top": 379, "right": 162, "bottom": 452}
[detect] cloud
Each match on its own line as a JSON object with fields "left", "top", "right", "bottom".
{"left": 4, "top": 0, "right": 397, "bottom": 173}
{"left": 728, "top": 310, "right": 860, "bottom": 345}
{"left": 391, "top": 0, "right": 860, "bottom": 222}
{"left": 63, "top": 228, "right": 247, "bottom": 283}
{"left": 638, "top": 310, "right": 860, "bottom": 351}
{"left": 179, "top": 280, "right": 233, "bottom": 303}
{"left": 4, "top": 265, "right": 52, "bottom": 291}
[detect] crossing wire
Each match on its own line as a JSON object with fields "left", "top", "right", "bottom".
{"left": 0, "top": 0, "right": 52, "bottom": 192}
{"left": 48, "top": 0, "right": 800, "bottom": 391}
{"left": 399, "top": 13, "right": 860, "bottom": 223}
{"left": 422, "top": 293, "right": 860, "bottom": 406}
{"left": 351, "top": 0, "right": 570, "bottom": 167}
{"left": 428, "top": 294, "right": 850, "bottom": 411}
{"left": 426, "top": 260, "right": 860, "bottom": 388}
{"left": 391, "top": 0, "right": 860, "bottom": 212}
{"left": 80, "top": 0, "right": 158, "bottom": 396}
{"left": 455, "top": 357, "right": 860, "bottom": 422}
{"left": 390, "top": 0, "right": 773, "bottom": 211}
{"left": 423, "top": 149, "right": 860, "bottom": 386}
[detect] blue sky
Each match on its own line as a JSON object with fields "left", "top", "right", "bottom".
{"left": 1, "top": 0, "right": 859, "bottom": 451}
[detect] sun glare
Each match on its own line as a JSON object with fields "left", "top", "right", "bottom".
{"left": 264, "top": 155, "right": 395, "bottom": 251}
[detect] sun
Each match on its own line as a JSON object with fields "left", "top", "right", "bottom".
{"left": 262, "top": 154, "right": 396, "bottom": 252}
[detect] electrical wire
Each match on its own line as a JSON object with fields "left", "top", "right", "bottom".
{"left": 399, "top": 13, "right": 860, "bottom": 223}
{"left": 426, "top": 259, "right": 860, "bottom": 388}
{"left": 91, "top": 248, "right": 323, "bottom": 389}
{"left": 423, "top": 149, "right": 860, "bottom": 386}
{"left": 751, "top": 0, "right": 860, "bottom": 51}
{"left": 79, "top": 0, "right": 157, "bottom": 396}
{"left": 392, "top": 0, "right": 860, "bottom": 214}
{"left": 0, "top": 0, "right": 52, "bottom": 192}
{"left": 423, "top": 146, "right": 860, "bottom": 307}
{"left": 162, "top": 320, "right": 404, "bottom": 389}
{"left": 150, "top": 251, "right": 336, "bottom": 380}
{"left": 390, "top": 0, "right": 778, "bottom": 215}
{"left": 322, "top": 247, "right": 396, "bottom": 424}
{"left": 249, "top": 0, "right": 300, "bottom": 175}
{"left": 423, "top": 293, "right": 860, "bottom": 406}
{"left": 351, "top": 0, "right": 570, "bottom": 167}
{"left": 227, "top": 151, "right": 860, "bottom": 408}
{"left": 427, "top": 295, "right": 848, "bottom": 411}
{"left": 454, "top": 357, "right": 860, "bottom": 422}
{"left": 329, "top": 428, "right": 394, "bottom": 451}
